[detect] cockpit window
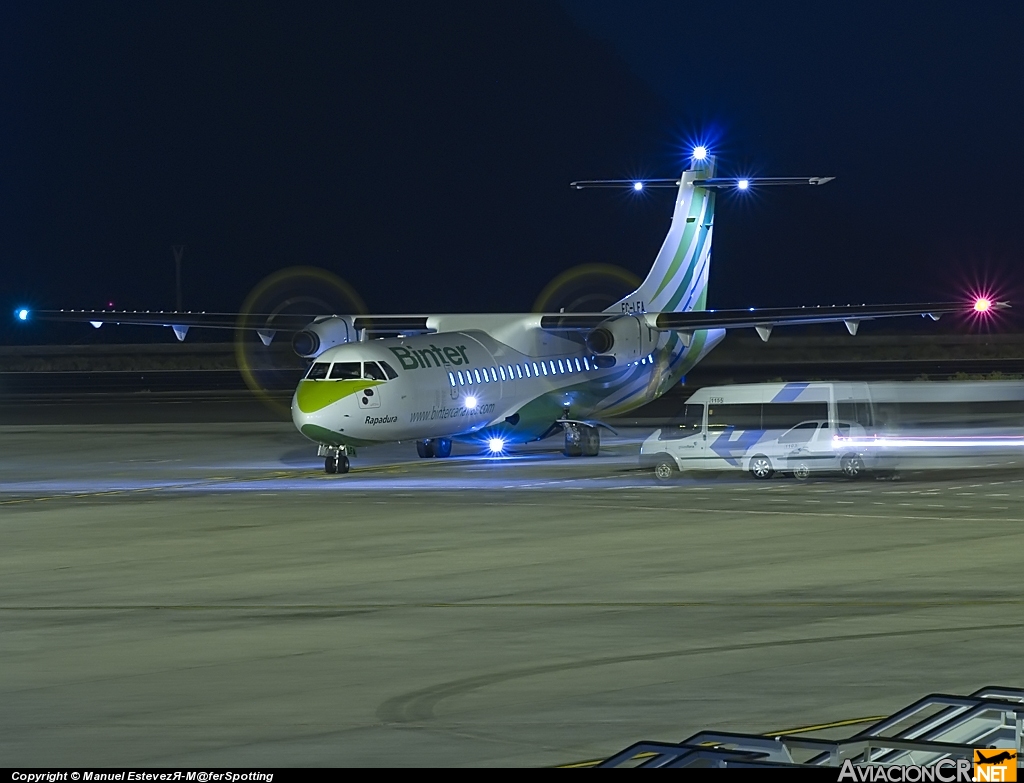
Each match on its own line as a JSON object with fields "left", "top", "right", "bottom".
{"left": 329, "top": 361, "right": 362, "bottom": 380}
{"left": 363, "top": 362, "right": 388, "bottom": 381}
{"left": 306, "top": 362, "right": 330, "bottom": 380}
{"left": 379, "top": 361, "right": 399, "bottom": 380}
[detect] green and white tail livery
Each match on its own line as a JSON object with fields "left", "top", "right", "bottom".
{"left": 610, "top": 156, "right": 716, "bottom": 316}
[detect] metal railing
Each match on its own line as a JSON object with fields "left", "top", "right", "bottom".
{"left": 597, "top": 686, "right": 1024, "bottom": 768}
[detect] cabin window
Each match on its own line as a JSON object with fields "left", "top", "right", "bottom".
{"left": 524, "top": 363, "right": 531, "bottom": 377}
{"left": 329, "top": 362, "right": 362, "bottom": 380}
{"left": 481, "top": 368, "right": 489, "bottom": 383}
{"left": 490, "top": 367, "right": 498, "bottom": 381}
{"left": 514, "top": 364, "right": 522, "bottom": 379}
{"left": 379, "top": 360, "right": 399, "bottom": 380}
{"left": 499, "top": 366, "right": 506, "bottom": 381}
{"left": 583, "top": 357, "right": 591, "bottom": 371}
{"left": 306, "top": 362, "right": 330, "bottom": 380}
{"left": 659, "top": 404, "right": 704, "bottom": 440}
{"left": 574, "top": 357, "right": 581, "bottom": 371}
{"left": 761, "top": 402, "right": 829, "bottom": 431}
{"left": 707, "top": 403, "right": 762, "bottom": 431}
{"left": 837, "top": 400, "right": 874, "bottom": 429}
{"left": 457, "top": 370, "right": 465, "bottom": 386}
{"left": 448, "top": 372, "right": 456, "bottom": 387}
{"left": 778, "top": 421, "right": 821, "bottom": 444}
{"left": 540, "top": 362, "right": 548, "bottom": 376}
{"left": 549, "top": 360, "right": 557, "bottom": 375}
{"left": 474, "top": 369, "right": 482, "bottom": 384}
{"left": 507, "top": 364, "right": 514, "bottom": 379}
{"left": 363, "top": 362, "right": 388, "bottom": 381}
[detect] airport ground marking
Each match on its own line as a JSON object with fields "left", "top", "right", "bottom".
{"left": 5, "top": 599, "right": 1024, "bottom": 611}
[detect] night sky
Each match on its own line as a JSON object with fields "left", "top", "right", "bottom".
{"left": 4, "top": 1, "right": 1023, "bottom": 343}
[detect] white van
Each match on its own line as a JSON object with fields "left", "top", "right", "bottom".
{"left": 639, "top": 382, "right": 877, "bottom": 480}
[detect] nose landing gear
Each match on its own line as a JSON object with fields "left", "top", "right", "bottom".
{"left": 325, "top": 454, "right": 350, "bottom": 474}
{"left": 318, "top": 444, "right": 352, "bottom": 475}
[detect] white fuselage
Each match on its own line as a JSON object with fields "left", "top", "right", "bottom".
{"left": 291, "top": 316, "right": 724, "bottom": 448}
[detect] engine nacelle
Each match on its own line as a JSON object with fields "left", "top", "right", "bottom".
{"left": 585, "top": 315, "right": 655, "bottom": 365}
{"left": 291, "top": 316, "right": 355, "bottom": 358}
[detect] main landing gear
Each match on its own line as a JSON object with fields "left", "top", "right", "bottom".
{"left": 416, "top": 437, "right": 452, "bottom": 458}
{"left": 563, "top": 423, "right": 600, "bottom": 457}
{"left": 318, "top": 444, "right": 352, "bottom": 475}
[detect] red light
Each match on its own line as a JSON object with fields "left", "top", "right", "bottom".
{"left": 974, "top": 297, "right": 992, "bottom": 313}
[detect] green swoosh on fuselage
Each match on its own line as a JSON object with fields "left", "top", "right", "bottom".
{"left": 295, "top": 379, "right": 384, "bottom": 413}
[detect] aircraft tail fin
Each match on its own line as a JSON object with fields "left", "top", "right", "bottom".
{"left": 608, "top": 156, "right": 716, "bottom": 315}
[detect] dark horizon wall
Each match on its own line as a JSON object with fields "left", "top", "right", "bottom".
{"left": 3, "top": 1, "right": 1023, "bottom": 345}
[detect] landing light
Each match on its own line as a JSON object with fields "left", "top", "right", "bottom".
{"left": 465, "top": 395, "right": 478, "bottom": 409}
{"left": 737, "top": 179, "right": 750, "bottom": 190}
{"left": 487, "top": 437, "right": 505, "bottom": 454}
{"left": 15, "top": 308, "right": 29, "bottom": 321}
{"left": 633, "top": 181, "right": 643, "bottom": 191}
{"left": 974, "top": 297, "right": 992, "bottom": 313}
{"left": 692, "top": 146, "right": 708, "bottom": 161}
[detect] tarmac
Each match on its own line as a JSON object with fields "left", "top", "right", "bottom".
{"left": 2, "top": 416, "right": 1023, "bottom": 766}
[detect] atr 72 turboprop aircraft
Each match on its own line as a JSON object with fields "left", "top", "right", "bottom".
{"left": 21, "top": 148, "right": 1005, "bottom": 474}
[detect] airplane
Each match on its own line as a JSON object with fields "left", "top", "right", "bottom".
{"left": 17, "top": 147, "right": 1007, "bottom": 474}
{"left": 976, "top": 751, "right": 1017, "bottom": 765}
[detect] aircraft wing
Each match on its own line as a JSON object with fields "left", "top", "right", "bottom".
{"left": 21, "top": 300, "right": 1006, "bottom": 344}
{"left": 18, "top": 309, "right": 440, "bottom": 344}
{"left": 22, "top": 310, "right": 435, "bottom": 332}
{"left": 23, "top": 310, "right": 312, "bottom": 330}
{"left": 540, "top": 301, "right": 1007, "bottom": 338}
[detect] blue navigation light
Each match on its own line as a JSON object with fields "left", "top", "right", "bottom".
{"left": 15, "top": 308, "right": 29, "bottom": 321}
{"left": 465, "top": 395, "right": 478, "bottom": 409}
{"left": 692, "top": 145, "right": 708, "bottom": 161}
{"left": 737, "top": 179, "right": 750, "bottom": 190}
{"left": 633, "top": 181, "right": 643, "bottom": 191}
{"left": 487, "top": 437, "right": 506, "bottom": 454}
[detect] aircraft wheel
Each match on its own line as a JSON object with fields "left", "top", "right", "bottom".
{"left": 581, "top": 427, "right": 600, "bottom": 457}
{"left": 749, "top": 455, "right": 774, "bottom": 480}
{"left": 434, "top": 437, "right": 452, "bottom": 458}
{"left": 416, "top": 439, "right": 435, "bottom": 458}
{"left": 324, "top": 456, "right": 338, "bottom": 474}
{"left": 337, "top": 455, "right": 350, "bottom": 474}
{"left": 841, "top": 454, "right": 865, "bottom": 479}
{"left": 563, "top": 425, "right": 583, "bottom": 457}
{"left": 654, "top": 459, "right": 677, "bottom": 481}
{"left": 793, "top": 463, "right": 811, "bottom": 481}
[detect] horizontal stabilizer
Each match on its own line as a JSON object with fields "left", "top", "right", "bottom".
{"left": 693, "top": 176, "right": 835, "bottom": 189}
{"left": 569, "top": 176, "right": 834, "bottom": 190}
